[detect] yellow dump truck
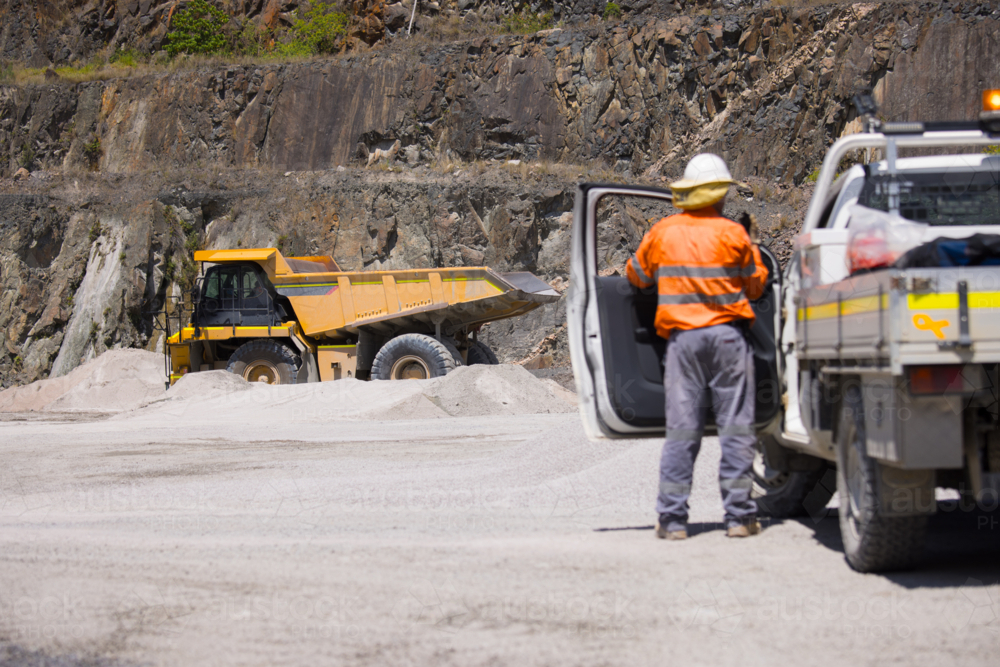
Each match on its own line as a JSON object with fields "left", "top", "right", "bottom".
{"left": 163, "top": 249, "right": 560, "bottom": 384}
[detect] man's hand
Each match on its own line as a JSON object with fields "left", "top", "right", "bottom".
{"left": 738, "top": 212, "right": 760, "bottom": 243}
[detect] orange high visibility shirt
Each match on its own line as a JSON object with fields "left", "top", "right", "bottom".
{"left": 625, "top": 207, "right": 768, "bottom": 339}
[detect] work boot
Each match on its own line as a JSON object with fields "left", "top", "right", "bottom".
{"left": 656, "top": 517, "right": 687, "bottom": 540}
{"left": 726, "top": 518, "right": 761, "bottom": 538}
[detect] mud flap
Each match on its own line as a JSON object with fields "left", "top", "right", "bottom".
{"left": 877, "top": 466, "right": 937, "bottom": 516}
{"left": 288, "top": 330, "right": 320, "bottom": 383}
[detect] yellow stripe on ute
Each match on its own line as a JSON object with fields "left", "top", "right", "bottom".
{"left": 908, "top": 292, "right": 1000, "bottom": 310}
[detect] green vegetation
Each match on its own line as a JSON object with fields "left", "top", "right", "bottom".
{"left": 0, "top": 61, "right": 13, "bottom": 84}
{"left": 233, "top": 18, "right": 271, "bottom": 58}
{"left": 109, "top": 48, "right": 143, "bottom": 67}
{"left": 603, "top": 2, "right": 622, "bottom": 19}
{"left": 89, "top": 221, "right": 104, "bottom": 243}
{"left": 279, "top": 1, "right": 349, "bottom": 56}
{"left": 83, "top": 135, "right": 102, "bottom": 169}
{"left": 165, "top": 0, "right": 230, "bottom": 57}
{"left": 805, "top": 168, "right": 820, "bottom": 183}
{"left": 502, "top": 10, "right": 554, "bottom": 34}
{"left": 983, "top": 145, "right": 1000, "bottom": 155}
{"left": 19, "top": 143, "right": 34, "bottom": 169}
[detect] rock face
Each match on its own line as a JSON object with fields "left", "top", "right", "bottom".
{"left": 3, "top": 3, "right": 998, "bottom": 182}
{"left": 0, "top": 1, "right": 998, "bottom": 387}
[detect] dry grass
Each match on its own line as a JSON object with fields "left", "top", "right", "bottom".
{"left": 7, "top": 49, "right": 329, "bottom": 85}
{"left": 751, "top": 181, "right": 776, "bottom": 202}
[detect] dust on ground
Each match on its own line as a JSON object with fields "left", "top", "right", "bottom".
{"left": 2, "top": 352, "right": 996, "bottom": 666}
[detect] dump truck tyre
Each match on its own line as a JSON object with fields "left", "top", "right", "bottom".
{"left": 466, "top": 341, "right": 499, "bottom": 365}
{"left": 226, "top": 340, "right": 300, "bottom": 385}
{"left": 441, "top": 338, "right": 464, "bottom": 366}
{"left": 371, "top": 334, "right": 457, "bottom": 380}
{"left": 751, "top": 449, "right": 835, "bottom": 518}
{"left": 836, "top": 384, "right": 927, "bottom": 572}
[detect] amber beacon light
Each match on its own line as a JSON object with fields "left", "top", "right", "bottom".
{"left": 984, "top": 89, "right": 1000, "bottom": 112}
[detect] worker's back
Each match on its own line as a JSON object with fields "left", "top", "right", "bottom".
{"left": 627, "top": 206, "right": 767, "bottom": 338}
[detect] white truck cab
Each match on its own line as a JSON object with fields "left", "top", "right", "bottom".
{"left": 568, "top": 95, "right": 1000, "bottom": 572}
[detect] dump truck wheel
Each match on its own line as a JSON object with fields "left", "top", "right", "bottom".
{"left": 371, "top": 334, "right": 457, "bottom": 380}
{"left": 226, "top": 340, "right": 300, "bottom": 385}
{"left": 466, "top": 341, "right": 499, "bottom": 365}
{"left": 441, "top": 338, "right": 464, "bottom": 366}
{"left": 751, "top": 446, "right": 835, "bottom": 518}
{"left": 836, "top": 384, "right": 927, "bottom": 572}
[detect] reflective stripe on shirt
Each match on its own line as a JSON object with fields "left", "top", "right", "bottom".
{"left": 657, "top": 259, "right": 757, "bottom": 279}
{"left": 629, "top": 255, "right": 654, "bottom": 283}
{"left": 658, "top": 291, "right": 747, "bottom": 306}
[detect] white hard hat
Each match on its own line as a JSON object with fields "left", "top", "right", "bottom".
{"left": 670, "top": 153, "right": 734, "bottom": 189}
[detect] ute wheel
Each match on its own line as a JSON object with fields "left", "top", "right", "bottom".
{"left": 226, "top": 339, "right": 300, "bottom": 385}
{"left": 836, "top": 383, "right": 927, "bottom": 572}
{"left": 751, "top": 443, "right": 835, "bottom": 518}
{"left": 371, "top": 334, "right": 457, "bottom": 380}
{"left": 466, "top": 340, "right": 499, "bottom": 365}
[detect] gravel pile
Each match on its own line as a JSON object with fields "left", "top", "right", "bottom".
{"left": 2, "top": 350, "right": 577, "bottom": 420}
{"left": 0, "top": 349, "right": 165, "bottom": 413}
{"left": 132, "top": 364, "right": 576, "bottom": 423}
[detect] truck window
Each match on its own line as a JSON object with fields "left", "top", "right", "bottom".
{"left": 203, "top": 270, "right": 220, "bottom": 300}
{"left": 203, "top": 266, "right": 240, "bottom": 307}
{"left": 241, "top": 266, "right": 262, "bottom": 299}
{"left": 859, "top": 170, "right": 1000, "bottom": 225}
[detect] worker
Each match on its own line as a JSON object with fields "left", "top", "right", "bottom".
{"left": 626, "top": 154, "right": 769, "bottom": 540}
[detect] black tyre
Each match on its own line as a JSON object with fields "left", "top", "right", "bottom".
{"left": 440, "top": 338, "right": 465, "bottom": 366}
{"left": 371, "top": 334, "right": 457, "bottom": 380}
{"left": 466, "top": 340, "right": 499, "bottom": 365}
{"left": 836, "top": 383, "right": 927, "bottom": 572}
{"left": 226, "top": 339, "right": 300, "bottom": 385}
{"left": 751, "top": 445, "right": 835, "bottom": 518}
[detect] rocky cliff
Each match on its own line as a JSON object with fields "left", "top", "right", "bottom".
{"left": 1, "top": 1, "right": 998, "bottom": 388}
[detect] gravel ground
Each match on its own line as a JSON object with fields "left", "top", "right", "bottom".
{"left": 1, "top": 399, "right": 999, "bottom": 666}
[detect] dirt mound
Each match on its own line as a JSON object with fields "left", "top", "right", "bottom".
{"left": 165, "top": 370, "right": 253, "bottom": 400}
{"left": 0, "top": 349, "right": 165, "bottom": 413}
{"left": 416, "top": 364, "right": 576, "bottom": 418}
{"left": 125, "top": 364, "right": 576, "bottom": 423}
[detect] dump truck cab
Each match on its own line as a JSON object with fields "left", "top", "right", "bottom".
{"left": 194, "top": 261, "right": 289, "bottom": 328}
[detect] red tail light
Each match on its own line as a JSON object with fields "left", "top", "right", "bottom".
{"left": 907, "top": 365, "right": 964, "bottom": 394}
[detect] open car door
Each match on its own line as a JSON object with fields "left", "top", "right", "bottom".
{"left": 568, "top": 183, "right": 783, "bottom": 439}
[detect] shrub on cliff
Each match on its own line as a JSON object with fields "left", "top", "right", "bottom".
{"left": 277, "top": 1, "right": 349, "bottom": 56}
{"left": 83, "top": 136, "right": 102, "bottom": 170}
{"left": 166, "top": 0, "right": 230, "bottom": 57}
{"left": 502, "top": 10, "right": 553, "bottom": 34}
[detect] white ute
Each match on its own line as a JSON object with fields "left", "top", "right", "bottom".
{"left": 568, "top": 92, "right": 1000, "bottom": 572}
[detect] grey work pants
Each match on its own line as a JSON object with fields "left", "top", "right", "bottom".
{"left": 657, "top": 323, "right": 757, "bottom": 531}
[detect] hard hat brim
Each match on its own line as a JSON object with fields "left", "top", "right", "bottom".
{"left": 670, "top": 182, "right": 731, "bottom": 210}
{"left": 669, "top": 176, "right": 735, "bottom": 190}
